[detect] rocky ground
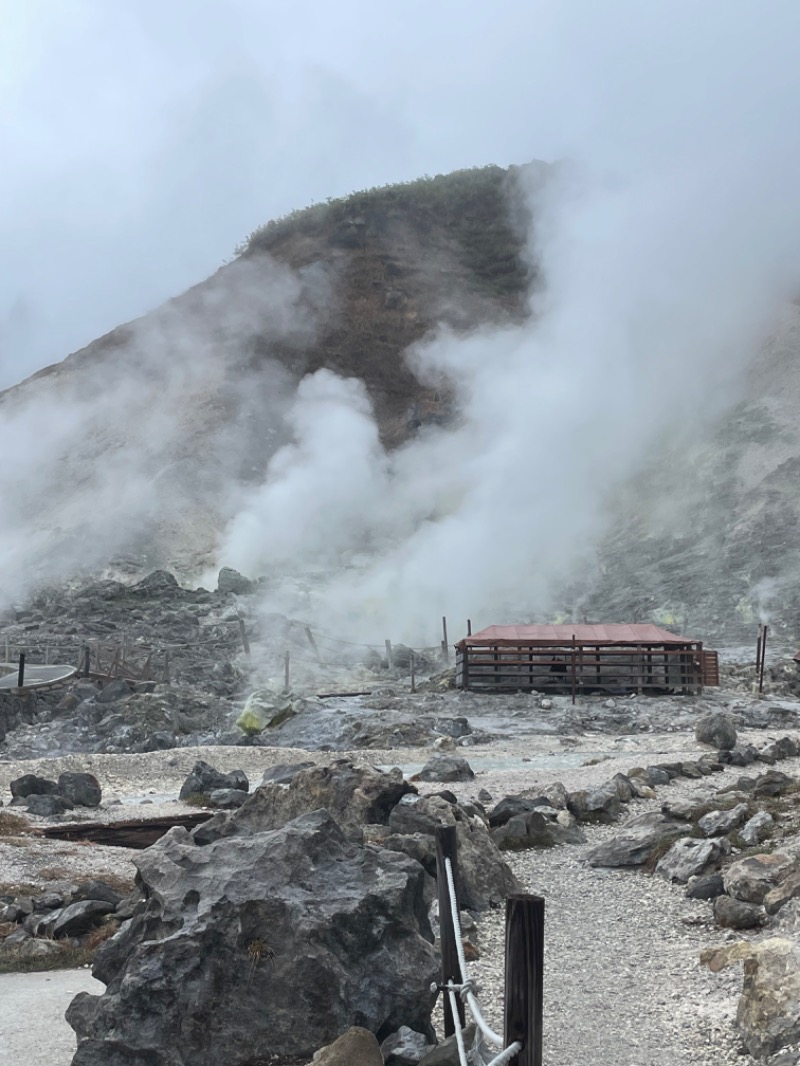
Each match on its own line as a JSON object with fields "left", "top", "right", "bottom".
{"left": 2, "top": 575, "right": 800, "bottom": 1064}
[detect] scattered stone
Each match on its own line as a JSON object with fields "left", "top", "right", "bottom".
{"left": 697, "top": 804, "right": 750, "bottom": 837}
{"left": 71, "top": 881, "right": 124, "bottom": 908}
{"left": 10, "top": 773, "right": 58, "bottom": 799}
{"left": 26, "top": 793, "right": 73, "bottom": 817}
{"left": 567, "top": 782, "right": 621, "bottom": 823}
{"left": 713, "top": 895, "right": 766, "bottom": 930}
{"left": 208, "top": 788, "right": 249, "bottom": 809}
{"left": 686, "top": 873, "right": 726, "bottom": 900}
{"left": 656, "top": 838, "right": 725, "bottom": 883}
{"left": 587, "top": 812, "right": 683, "bottom": 868}
{"left": 741, "top": 811, "right": 776, "bottom": 845}
{"left": 178, "top": 759, "right": 248, "bottom": 801}
{"left": 764, "top": 866, "right": 800, "bottom": 916}
{"left": 53, "top": 899, "right": 115, "bottom": 938}
{"left": 695, "top": 712, "right": 737, "bottom": 749}
{"left": 217, "top": 567, "right": 256, "bottom": 595}
{"left": 314, "top": 1027, "right": 384, "bottom": 1066}
{"left": 724, "top": 853, "right": 796, "bottom": 904}
{"left": 488, "top": 796, "right": 551, "bottom": 828}
{"left": 492, "top": 810, "right": 585, "bottom": 850}
{"left": 380, "top": 1026, "right": 434, "bottom": 1066}
{"left": 413, "top": 756, "right": 475, "bottom": 783}
{"left": 58, "top": 771, "right": 102, "bottom": 807}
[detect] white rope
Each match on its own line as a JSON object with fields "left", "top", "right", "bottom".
{"left": 444, "top": 857, "right": 505, "bottom": 1049}
{"left": 485, "top": 1040, "right": 524, "bottom": 1066}
{"left": 448, "top": 988, "right": 469, "bottom": 1066}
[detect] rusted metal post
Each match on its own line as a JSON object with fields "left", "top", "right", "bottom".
{"left": 504, "top": 894, "right": 545, "bottom": 1066}
{"left": 410, "top": 651, "right": 416, "bottom": 693}
{"left": 238, "top": 618, "right": 251, "bottom": 656}
{"left": 284, "top": 652, "right": 290, "bottom": 692}
{"left": 17, "top": 653, "right": 25, "bottom": 688}
{"left": 435, "top": 825, "right": 465, "bottom": 1036}
{"left": 442, "top": 616, "right": 449, "bottom": 661}
{"left": 759, "top": 625, "right": 768, "bottom": 693}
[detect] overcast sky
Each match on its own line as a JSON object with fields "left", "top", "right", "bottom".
{"left": 2, "top": 0, "right": 798, "bottom": 388}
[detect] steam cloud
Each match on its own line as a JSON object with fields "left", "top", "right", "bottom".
{"left": 221, "top": 5, "right": 800, "bottom": 645}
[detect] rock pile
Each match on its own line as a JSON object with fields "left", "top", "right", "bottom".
{"left": 0, "top": 877, "right": 136, "bottom": 963}
{"left": 9, "top": 770, "right": 101, "bottom": 816}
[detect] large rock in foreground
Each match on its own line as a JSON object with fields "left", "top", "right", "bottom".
{"left": 67, "top": 810, "right": 437, "bottom": 1066}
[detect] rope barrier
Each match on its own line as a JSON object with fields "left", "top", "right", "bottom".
{"left": 441, "top": 855, "right": 526, "bottom": 1066}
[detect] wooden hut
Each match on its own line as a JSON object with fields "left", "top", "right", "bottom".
{"left": 455, "top": 623, "right": 718, "bottom": 696}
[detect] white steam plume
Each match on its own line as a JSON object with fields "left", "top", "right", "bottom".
{"left": 220, "top": 5, "right": 800, "bottom": 645}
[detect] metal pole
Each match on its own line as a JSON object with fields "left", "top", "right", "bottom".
{"left": 17, "top": 652, "right": 25, "bottom": 688}
{"left": 442, "top": 616, "right": 449, "bottom": 660}
{"left": 756, "top": 625, "right": 763, "bottom": 671}
{"left": 238, "top": 618, "right": 251, "bottom": 656}
{"left": 435, "top": 826, "right": 465, "bottom": 1036}
{"left": 759, "top": 625, "right": 768, "bottom": 693}
{"left": 467, "top": 619, "right": 472, "bottom": 637}
{"left": 504, "top": 894, "right": 545, "bottom": 1066}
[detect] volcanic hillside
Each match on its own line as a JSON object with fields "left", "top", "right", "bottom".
{"left": 2, "top": 161, "right": 800, "bottom": 641}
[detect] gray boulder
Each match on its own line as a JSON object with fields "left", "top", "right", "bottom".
{"left": 738, "top": 810, "right": 776, "bottom": 844}
{"left": 10, "top": 773, "right": 58, "bottom": 799}
{"left": 59, "top": 771, "right": 102, "bottom": 807}
{"left": 567, "top": 782, "right": 621, "bottom": 823}
{"left": 208, "top": 788, "right": 248, "bottom": 809}
{"left": 314, "top": 1027, "right": 384, "bottom": 1066}
{"left": 53, "top": 900, "right": 115, "bottom": 938}
{"left": 26, "top": 793, "right": 73, "bottom": 816}
{"left": 712, "top": 895, "right": 766, "bottom": 930}
{"left": 724, "top": 853, "right": 795, "bottom": 904}
{"left": 587, "top": 812, "right": 683, "bottom": 868}
{"left": 381, "top": 1026, "right": 435, "bottom": 1065}
{"left": 67, "top": 810, "right": 437, "bottom": 1066}
{"left": 697, "top": 804, "right": 750, "bottom": 837}
{"left": 492, "top": 810, "right": 585, "bottom": 850}
{"left": 179, "top": 760, "right": 248, "bottom": 801}
{"left": 695, "top": 712, "right": 737, "bottom": 750}
{"left": 686, "top": 873, "right": 726, "bottom": 900}
{"left": 260, "top": 761, "right": 316, "bottom": 785}
{"left": 656, "top": 838, "right": 726, "bottom": 883}
{"left": 202, "top": 761, "right": 413, "bottom": 844}
{"left": 764, "top": 866, "right": 800, "bottom": 916}
{"left": 386, "top": 793, "right": 521, "bottom": 910}
{"left": 217, "top": 567, "right": 256, "bottom": 595}
{"left": 413, "top": 756, "right": 474, "bottom": 783}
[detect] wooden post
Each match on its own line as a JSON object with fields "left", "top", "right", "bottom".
{"left": 410, "top": 651, "right": 416, "bottom": 693}
{"left": 305, "top": 626, "right": 321, "bottom": 662}
{"left": 385, "top": 640, "right": 394, "bottom": 670}
{"left": 284, "top": 652, "right": 290, "bottom": 692}
{"left": 17, "top": 652, "right": 25, "bottom": 688}
{"left": 434, "top": 826, "right": 465, "bottom": 1036}
{"left": 759, "top": 625, "right": 768, "bottom": 693}
{"left": 238, "top": 618, "right": 251, "bottom": 656}
{"left": 442, "top": 617, "right": 449, "bottom": 661}
{"left": 504, "top": 894, "right": 545, "bottom": 1066}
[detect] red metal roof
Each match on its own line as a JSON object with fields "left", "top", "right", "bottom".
{"left": 461, "top": 623, "right": 696, "bottom": 646}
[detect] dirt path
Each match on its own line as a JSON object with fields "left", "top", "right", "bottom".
{"left": 0, "top": 969, "right": 102, "bottom": 1066}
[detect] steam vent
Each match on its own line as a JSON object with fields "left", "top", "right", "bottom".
{"left": 455, "top": 623, "right": 719, "bottom": 695}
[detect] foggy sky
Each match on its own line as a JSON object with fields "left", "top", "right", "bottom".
{"left": 5, "top": 1, "right": 795, "bottom": 388}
